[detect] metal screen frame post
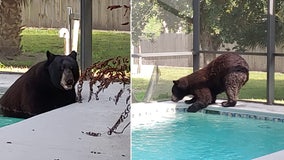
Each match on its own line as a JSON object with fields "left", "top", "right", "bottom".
{"left": 267, "top": 0, "right": 275, "bottom": 105}
{"left": 67, "top": 7, "right": 73, "bottom": 50}
{"left": 192, "top": 0, "right": 200, "bottom": 72}
{"left": 80, "top": 0, "right": 92, "bottom": 72}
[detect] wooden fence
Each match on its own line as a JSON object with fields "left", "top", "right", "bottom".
{"left": 133, "top": 33, "right": 192, "bottom": 53}
{"left": 21, "top": 0, "right": 130, "bottom": 31}
{"left": 133, "top": 33, "right": 284, "bottom": 72}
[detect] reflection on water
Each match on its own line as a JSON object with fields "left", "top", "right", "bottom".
{"left": 0, "top": 87, "right": 7, "bottom": 98}
{"left": 0, "top": 74, "right": 21, "bottom": 99}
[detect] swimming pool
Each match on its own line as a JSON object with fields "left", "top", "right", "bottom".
{"left": 0, "top": 116, "right": 23, "bottom": 128}
{"left": 132, "top": 112, "right": 284, "bottom": 160}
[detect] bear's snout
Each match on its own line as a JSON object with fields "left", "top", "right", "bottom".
{"left": 66, "top": 79, "right": 74, "bottom": 86}
{"left": 60, "top": 68, "right": 75, "bottom": 90}
{"left": 171, "top": 95, "right": 179, "bottom": 102}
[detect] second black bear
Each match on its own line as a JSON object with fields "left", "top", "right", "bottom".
{"left": 0, "top": 51, "right": 79, "bottom": 118}
{"left": 171, "top": 53, "right": 249, "bottom": 112}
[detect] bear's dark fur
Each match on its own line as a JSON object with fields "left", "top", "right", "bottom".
{"left": 171, "top": 53, "right": 249, "bottom": 112}
{"left": 0, "top": 51, "right": 79, "bottom": 118}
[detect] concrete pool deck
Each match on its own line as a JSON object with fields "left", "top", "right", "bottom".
{"left": 0, "top": 73, "right": 130, "bottom": 160}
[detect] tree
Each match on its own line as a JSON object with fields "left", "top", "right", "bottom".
{"left": 132, "top": 0, "right": 284, "bottom": 66}
{"left": 219, "top": 0, "right": 284, "bottom": 50}
{"left": 0, "top": 0, "right": 28, "bottom": 58}
{"left": 132, "top": 0, "right": 223, "bottom": 66}
{"left": 132, "top": 0, "right": 160, "bottom": 45}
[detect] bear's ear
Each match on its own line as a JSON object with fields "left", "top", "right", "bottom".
{"left": 46, "top": 50, "right": 55, "bottom": 62}
{"left": 173, "top": 80, "right": 179, "bottom": 85}
{"left": 69, "top": 51, "right": 77, "bottom": 60}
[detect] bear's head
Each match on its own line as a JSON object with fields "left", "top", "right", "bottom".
{"left": 46, "top": 51, "right": 79, "bottom": 91}
{"left": 171, "top": 79, "right": 189, "bottom": 102}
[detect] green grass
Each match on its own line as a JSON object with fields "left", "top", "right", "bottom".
{"left": 0, "top": 28, "right": 130, "bottom": 68}
{"left": 92, "top": 31, "right": 130, "bottom": 60}
{"left": 132, "top": 67, "right": 193, "bottom": 102}
{"left": 132, "top": 66, "right": 284, "bottom": 104}
{"left": 21, "top": 28, "right": 64, "bottom": 54}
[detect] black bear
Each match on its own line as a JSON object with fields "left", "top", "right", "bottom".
{"left": 171, "top": 53, "right": 249, "bottom": 112}
{"left": 0, "top": 51, "right": 79, "bottom": 118}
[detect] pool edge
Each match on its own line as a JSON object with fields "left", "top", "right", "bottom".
{"left": 132, "top": 100, "right": 284, "bottom": 123}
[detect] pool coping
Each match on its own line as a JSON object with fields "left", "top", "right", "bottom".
{"left": 132, "top": 100, "right": 284, "bottom": 160}
{"left": 195, "top": 101, "right": 284, "bottom": 122}
{"left": 132, "top": 100, "right": 284, "bottom": 122}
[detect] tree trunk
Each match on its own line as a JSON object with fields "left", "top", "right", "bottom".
{"left": 199, "top": 29, "right": 220, "bottom": 67}
{"left": 0, "top": 0, "right": 23, "bottom": 58}
{"left": 199, "top": 1, "right": 222, "bottom": 67}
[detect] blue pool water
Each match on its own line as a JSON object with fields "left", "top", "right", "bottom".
{"left": 0, "top": 116, "right": 23, "bottom": 128}
{"left": 132, "top": 113, "right": 284, "bottom": 160}
{"left": 0, "top": 99, "right": 23, "bottom": 128}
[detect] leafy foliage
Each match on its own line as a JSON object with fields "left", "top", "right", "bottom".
{"left": 142, "top": 16, "right": 163, "bottom": 41}
{"left": 132, "top": 0, "right": 160, "bottom": 45}
{"left": 0, "top": 62, "right": 5, "bottom": 68}
{"left": 132, "top": 0, "right": 284, "bottom": 51}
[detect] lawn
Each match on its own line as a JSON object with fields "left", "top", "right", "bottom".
{"left": 0, "top": 28, "right": 130, "bottom": 68}
{"left": 132, "top": 66, "right": 284, "bottom": 104}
